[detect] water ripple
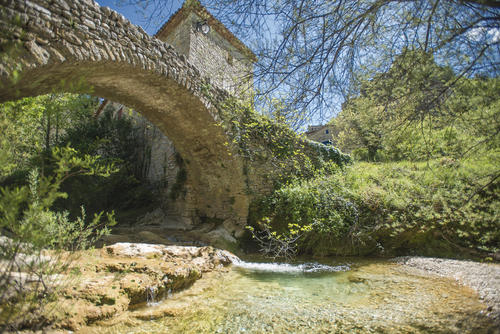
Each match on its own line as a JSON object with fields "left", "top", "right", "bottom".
{"left": 232, "top": 260, "right": 350, "bottom": 273}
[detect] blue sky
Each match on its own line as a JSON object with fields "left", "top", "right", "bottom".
{"left": 97, "top": 0, "right": 183, "bottom": 35}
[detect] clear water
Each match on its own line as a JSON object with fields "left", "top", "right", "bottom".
{"left": 95, "top": 259, "right": 494, "bottom": 334}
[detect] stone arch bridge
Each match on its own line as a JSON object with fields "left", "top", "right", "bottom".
{"left": 0, "top": 0, "right": 346, "bottom": 242}
{"left": 0, "top": 0, "right": 254, "bottom": 236}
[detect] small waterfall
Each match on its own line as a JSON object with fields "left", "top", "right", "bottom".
{"left": 232, "top": 259, "right": 350, "bottom": 273}
{"left": 146, "top": 286, "right": 159, "bottom": 306}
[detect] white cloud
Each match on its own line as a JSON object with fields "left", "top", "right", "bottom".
{"left": 467, "top": 27, "right": 500, "bottom": 44}
{"left": 467, "top": 27, "right": 486, "bottom": 41}
{"left": 487, "top": 28, "right": 500, "bottom": 43}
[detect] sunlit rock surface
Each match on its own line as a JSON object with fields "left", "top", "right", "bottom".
{"left": 48, "top": 243, "right": 237, "bottom": 330}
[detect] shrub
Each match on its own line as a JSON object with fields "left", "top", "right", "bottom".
{"left": 0, "top": 148, "right": 116, "bottom": 331}
{"left": 249, "top": 153, "right": 499, "bottom": 258}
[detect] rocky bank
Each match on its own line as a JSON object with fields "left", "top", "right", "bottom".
{"left": 5, "top": 241, "right": 500, "bottom": 332}
{"left": 42, "top": 243, "right": 237, "bottom": 331}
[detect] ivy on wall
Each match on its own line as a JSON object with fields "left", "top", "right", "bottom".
{"left": 214, "top": 96, "right": 350, "bottom": 187}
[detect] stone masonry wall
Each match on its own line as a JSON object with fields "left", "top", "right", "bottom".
{"left": 129, "top": 110, "right": 179, "bottom": 186}
{"left": 306, "top": 125, "right": 338, "bottom": 145}
{"left": 188, "top": 11, "right": 253, "bottom": 97}
{"left": 116, "top": 106, "right": 199, "bottom": 230}
{"left": 161, "top": 16, "right": 191, "bottom": 59}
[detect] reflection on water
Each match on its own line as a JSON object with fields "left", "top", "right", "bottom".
{"left": 96, "top": 259, "right": 494, "bottom": 334}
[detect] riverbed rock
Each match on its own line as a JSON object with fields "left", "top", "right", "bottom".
{"left": 43, "top": 243, "right": 238, "bottom": 331}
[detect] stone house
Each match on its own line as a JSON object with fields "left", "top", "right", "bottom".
{"left": 305, "top": 124, "right": 337, "bottom": 145}
{"left": 155, "top": 0, "right": 257, "bottom": 97}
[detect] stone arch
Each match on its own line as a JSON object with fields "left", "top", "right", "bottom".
{"left": 0, "top": 0, "right": 249, "bottom": 236}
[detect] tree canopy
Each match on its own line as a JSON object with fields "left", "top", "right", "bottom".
{"left": 333, "top": 50, "right": 500, "bottom": 161}
{"left": 121, "top": 0, "right": 500, "bottom": 129}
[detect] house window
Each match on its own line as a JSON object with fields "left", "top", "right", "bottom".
{"left": 325, "top": 129, "right": 329, "bottom": 134}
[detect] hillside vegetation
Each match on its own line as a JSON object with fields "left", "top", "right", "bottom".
{"left": 248, "top": 52, "right": 499, "bottom": 259}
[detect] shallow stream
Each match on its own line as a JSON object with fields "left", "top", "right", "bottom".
{"left": 96, "top": 258, "right": 494, "bottom": 333}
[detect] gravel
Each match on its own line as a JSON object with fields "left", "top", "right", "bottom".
{"left": 394, "top": 256, "right": 500, "bottom": 324}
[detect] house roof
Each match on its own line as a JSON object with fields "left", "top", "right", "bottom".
{"left": 155, "top": 0, "right": 257, "bottom": 63}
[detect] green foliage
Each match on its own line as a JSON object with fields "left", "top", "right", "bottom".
{"left": 0, "top": 94, "right": 158, "bottom": 221}
{"left": 345, "top": 157, "right": 499, "bottom": 256}
{"left": 217, "top": 97, "right": 350, "bottom": 186}
{"left": 59, "top": 106, "right": 134, "bottom": 165}
{"left": 252, "top": 154, "right": 499, "bottom": 258}
{"left": 0, "top": 91, "right": 169, "bottom": 329}
{"left": 251, "top": 169, "right": 360, "bottom": 257}
{"left": 246, "top": 217, "right": 314, "bottom": 259}
{"left": 0, "top": 94, "right": 97, "bottom": 181}
{"left": 0, "top": 94, "right": 96, "bottom": 153}
{"left": 334, "top": 50, "right": 499, "bottom": 162}
{"left": 243, "top": 51, "right": 498, "bottom": 260}
{"left": 259, "top": 96, "right": 306, "bottom": 131}
{"left": 0, "top": 147, "right": 116, "bottom": 331}
{"left": 56, "top": 107, "right": 160, "bottom": 218}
